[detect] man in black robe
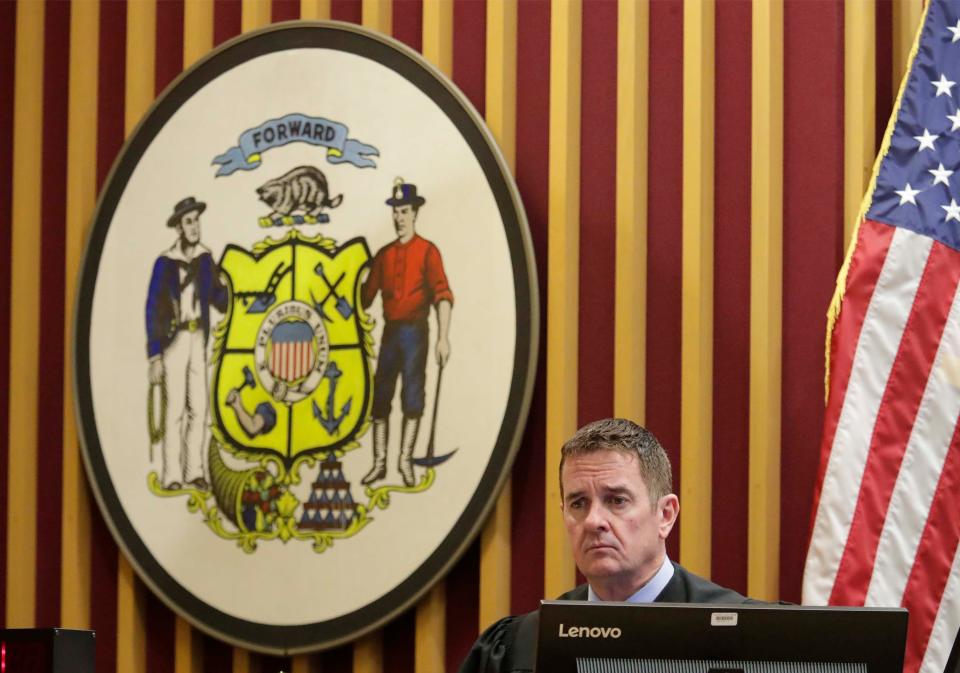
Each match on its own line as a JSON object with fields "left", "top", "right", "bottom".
{"left": 458, "top": 418, "right": 751, "bottom": 673}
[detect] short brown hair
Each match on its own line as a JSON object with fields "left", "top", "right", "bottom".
{"left": 559, "top": 418, "right": 673, "bottom": 505}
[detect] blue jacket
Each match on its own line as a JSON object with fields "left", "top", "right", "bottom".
{"left": 145, "top": 248, "right": 228, "bottom": 358}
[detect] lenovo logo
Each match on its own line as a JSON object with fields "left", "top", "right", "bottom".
{"left": 558, "top": 623, "right": 622, "bottom": 639}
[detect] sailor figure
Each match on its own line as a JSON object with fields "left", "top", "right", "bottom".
{"left": 145, "top": 197, "right": 228, "bottom": 490}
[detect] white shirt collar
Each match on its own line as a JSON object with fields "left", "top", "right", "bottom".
{"left": 163, "top": 240, "right": 210, "bottom": 263}
{"left": 586, "top": 556, "right": 675, "bottom": 603}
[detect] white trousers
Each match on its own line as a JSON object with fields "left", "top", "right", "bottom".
{"left": 161, "top": 329, "right": 209, "bottom": 487}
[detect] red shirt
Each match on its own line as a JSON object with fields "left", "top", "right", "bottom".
{"left": 361, "top": 234, "right": 454, "bottom": 322}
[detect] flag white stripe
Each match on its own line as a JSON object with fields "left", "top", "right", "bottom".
{"left": 918, "top": 544, "right": 960, "bottom": 673}
{"left": 865, "top": 275, "right": 960, "bottom": 605}
{"left": 804, "top": 229, "right": 933, "bottom": 604}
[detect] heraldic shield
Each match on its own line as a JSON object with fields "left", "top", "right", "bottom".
{"left": 212, "top": 231, "right": 373, "bottom": 462}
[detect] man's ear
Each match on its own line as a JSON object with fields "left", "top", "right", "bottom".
{"left": 657, "top": 494, "right": 679, "bottom": 540}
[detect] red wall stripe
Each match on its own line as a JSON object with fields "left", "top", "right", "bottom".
{"left": 201, "top": 634, "right": 232, "bottom": 673}
{"left": 145, "top": 592, "right": 174, "bottom": 673}
{"left": 148, "top": 5, "right": 185, "bottom": 665}
{"left": 272, "top": 0, "right": 300, "bottom": 23}
{"left": 511, "top": 0, "right": 550, "bottom": 612}
{"left": 330, "top": 0, "right": 362, "bottom": 25}
{"left": 382, "top": 607, "right": 415, "bottom": 673}
{"left": 259, "top": 653, "right": 291, "bottom": 672}
{"left": 646, "top": 0, "right": 684, "bottom": 564}
{"left": 445, "top": 540, "right": 479, "bottom": 673}
{"left": 392, "top": 0, "right": 422, "bottom": 53}
{"left": 710, "top": 0, "right": 751, "bottom": 594}
{"left": 89, "top": 4, "right": 128, "bottom": 671}
{"left": 141, "top": 28, "right": 176, "bottom": 633}
{"left": 577, "top": 0, "right": 616, "bottom": 429}
{"left": 214, "top": 0, "right": 242, "bottom": 47}
{"left": 453, "top": 0, "right": 486, "bottom": 116}
{"left": 320, "top": 643, "right": 353, "bottom": 673}
{"left": 34, "top": 0, "right": 71, "bottom": 628}
{"left": 445, "top": 3, "right": 487, "bottom": 660}
{"left": 0, "top": 0, "right": 16, "bottom": 630}
{"left": 98, "top": 0, "right": 126, "bottom": 191}
{"left": 155, "top": 0, "right": 184, "bottom": 96}
{"left": 90, "top": 510, "right": 119, "bottom": 673}
{"left": 781, "top": 0, "right": 845, "bottom": 603}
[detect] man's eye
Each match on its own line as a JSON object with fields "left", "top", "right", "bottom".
{"left": 609, "top": 496, "right": 627, "bottom": 506}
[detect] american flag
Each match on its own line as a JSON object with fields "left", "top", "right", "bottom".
{"left": 804, "top": 3, "right": 960, "bottom": 673}
{"left": 269, "top": 320, "right": 316, "bottom": 382}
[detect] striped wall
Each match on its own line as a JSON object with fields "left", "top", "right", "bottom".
{"left": 0, "top": 0, "right": 921, "bottom": 672}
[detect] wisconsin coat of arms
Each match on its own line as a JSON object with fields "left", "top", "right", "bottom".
{"left": 75, "top": 22, "right": 536, "bottom": 654}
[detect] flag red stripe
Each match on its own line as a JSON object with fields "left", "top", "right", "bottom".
{"left": 810, "top": 220, "right": 896, "bottom": 528}
{"left": 901, "top": 422, "right": 960, "bottom": 673}
{"left": 830, "top": 241, "right": 960, "bottom": 605}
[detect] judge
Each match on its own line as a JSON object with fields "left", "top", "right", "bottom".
{"left": 458, "top": 418, "right": 750, "bottom": 673}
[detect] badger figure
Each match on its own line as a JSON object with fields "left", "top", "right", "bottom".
{"left": 257, "top": 165, "right": 343, "bottom": 220}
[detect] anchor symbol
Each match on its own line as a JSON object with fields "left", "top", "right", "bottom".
{"left": 312, "top": 361, "right": 352, "bottom": 435}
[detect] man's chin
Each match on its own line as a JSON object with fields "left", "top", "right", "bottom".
{"left": 578, "top": 557, "right": 624, "bottom": 579}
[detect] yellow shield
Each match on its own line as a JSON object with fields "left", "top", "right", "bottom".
{"left": 212, "top": 231, "right": 373, "bottom": 461}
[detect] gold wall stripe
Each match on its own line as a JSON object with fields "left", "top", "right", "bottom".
{"left": 414, "top": 583, "right": 446, "bottom": 673}
{"left": 60, "top": 0, "right": 99, "bottom": 630}
{"left": 354, "top": 632, "right": 383, "bottom": 673}
{"left": 184, "top": 0, "right": 214, "bottom": 69}
{"left": 679, "top": 0, "right": 714, "bottom": 578}
{"left": 423, "top": 0, "right": 454, "bottom": 77}
{"left": 892, "top": 0, "right": 923, "bottom": 95}
{"left": 299, "top": 0, "right": 332, "bottom": 21}
{"left": 237, "top": 13, "right": 267, "bottom": 673}
{"left": 479, "top": 0, "right": 517, "bottom": 633}
{"left": 361, "top": 0, "right": 392, "bottom": 36}
{"left": 167, "top": 5, "right": 210, "bottom": 668}
{"left": 117, "top": 3, "right": 155, "bottom": 668}
{"left": 485, "top": 0, "right": 517, "bottom": 170}
{"left": 291, "top": 653, "right": 314, "bottom": 673}
{"left": 748, "top": 0, "right": 783, "bottom": 603}
{"left": 843, "top": 0, "right": 876, "bottom": 248}
{"left": 125, "top": 0, "right": 157, "bottom": 132}
{"left": 415, "top": 7, "right": 453, "bottom": 671}
{"left": 232, "top": 648, "right": 251, "bottom": 673}
{"left": 242, "top": 0, "right": 272, "bottom": 32}
{"left": 613, "top": 0, "right": 648, "bottom": 424}
{"left": 4, "top": 0, "right": 44, "bottom": 630}
{"left": 352, "top": 7, "right": 387, "bottom": 671}
{"left": 116, "top": 560, "right": 147, "bottom": 673}
{"left": 544, "top": 0, "right": 581, "bottom": 600}
{"left": 174, "top": 616, "right": 202, "bottom": 673}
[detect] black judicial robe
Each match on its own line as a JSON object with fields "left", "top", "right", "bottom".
{"left": 457, "top": 562, "right": 751, "bottom": 673}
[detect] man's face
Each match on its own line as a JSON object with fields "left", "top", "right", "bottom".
{"left": 178, "top": 210, "right": 201, "bottom": 246}
{"left": 561, "top": 449, "right": 676, "bottom": 594}
{"left": 393, "top": 204, "right": 417, "bottom": 241}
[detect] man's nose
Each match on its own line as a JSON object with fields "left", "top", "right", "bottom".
{"left": 584, "top": 503, "right": 610, "bottom": 531}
